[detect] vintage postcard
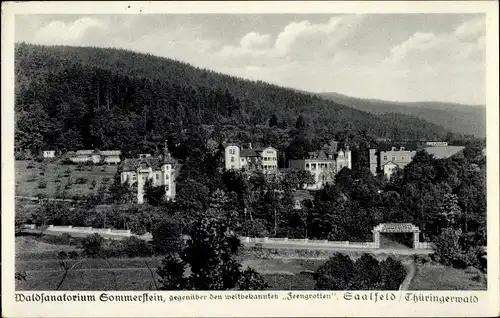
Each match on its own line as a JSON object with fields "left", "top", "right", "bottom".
{"left": 2, "top": 1, "right": 499, "bottom": 317}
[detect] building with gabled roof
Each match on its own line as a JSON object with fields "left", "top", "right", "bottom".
{"left": 288, "top": 140, "right": 351, "bottom": 190}
{"left": 120, "top": 142, "right": 177, "bottom": 204}
{"left": 223, "top": 142, "right": 278, "bottom": 173}
{"left": 369, "top": 141, "right": 466, "bottom": 180}
{"left": 69, "top": 149, "right": 121, "bottom": 165}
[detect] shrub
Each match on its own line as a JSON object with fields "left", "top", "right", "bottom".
{"left": 102, "top": 177, "right": 110, "bottom": 183}
{"left": 352, "top": 254, "right": 382, "bottom": 290}
{"left": 315, "top": 253, "right": 354, "bottom": 290}
{"left": 63, "top": 168, "right": 72, "bottom": 177}
{"left": 68, "top": 251, "right": 80, "bottom": 259}
{"left": 238, "top": 268, "right": 270, "bottom": 290}
{"left": 57, "top": 251, "right": 68, "bottom": 259}
{"left": 37, "top": 179, "right": 47, "bottom": 189}
{"left": 413, "top": 254, "right": 432, "bottom": 265}
{"left": 61, "top": 158, "right": 74, "bottom": 165}
{"left": 380, "top": 256, "right": 407, "bottom": 290}
{"left": 151, "top": 220, "right": 182, "bottom": 255}
{"left": 434, "top": 228, "right": 463, "bottom": 267}
{"left": 75, "top": 177, "right": 88, "bottom": 184}
{"left": 60, "top": 233, "right": 74, "bottom": 245}
{"left": 123, "top": 237, "right": 154, "bottom": 257}
{"left": 36, "top": 193, "right": 47, "bottom": 200}
{"left": 27, "top": 172, "right": 38, "bottom": 182}
{"left": 90, "top": 180, "right": 97, "bottom": 189}
{"left": 81, "top": 233, "right": 105, "bottom": 258}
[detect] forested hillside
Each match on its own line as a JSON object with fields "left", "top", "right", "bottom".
{"left": 318, "top": 92, "right": 486, "bottom": 138}
{"left": 15, "top": 43, "right": 454, "bottom": 161}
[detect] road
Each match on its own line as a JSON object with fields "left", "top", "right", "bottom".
{"left": 399, "top": 261, "right": 417, "bottom": 290}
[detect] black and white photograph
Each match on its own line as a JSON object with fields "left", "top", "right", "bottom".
{"left": 2, "top": 2, "right": 499, "bottom": 317}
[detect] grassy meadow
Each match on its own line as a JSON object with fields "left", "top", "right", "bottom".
{"left": 15, "top": 160, "right": 117, "bottom": 199}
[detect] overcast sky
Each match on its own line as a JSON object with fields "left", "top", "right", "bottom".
{"left": 15, "top": 14, "right": 486, "bottom": 105}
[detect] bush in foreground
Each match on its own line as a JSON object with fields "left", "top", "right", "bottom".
{"left": 315, "top": 253, "right": 407, "bottom": 290}
{"left": 81, "top": 233, "right": 105, "bottom": 258}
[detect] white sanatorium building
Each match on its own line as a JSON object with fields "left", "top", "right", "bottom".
{"left": 68, "top": 149, "right": 121, "bottom": 165}
{"left": 288, "top": 140, "right": 352, "bottom": 190}
{"left": 223, "top": 142, "right": 278, "bottom": 173}
{"left": 120, "top": 147, "right": 177, "bottom": 204}
{"left": 369, "top": 141, "right": 466, "bottom": 180}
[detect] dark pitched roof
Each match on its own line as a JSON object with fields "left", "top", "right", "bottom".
{"left": 240, "top": 149, "right": 261, "bottom": 157}
{"left": 121, "top": 156, "right": 177, "bottom": 171}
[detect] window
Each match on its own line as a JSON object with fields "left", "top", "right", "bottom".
{"left": 392, "top": 156, "right": 396, "bottom": 161}
{"left": 231, "top": 165, "right": 235, "bottom": 169}
{"left": 305, "top": 163, "right": 310, "bottom": 169}
{"left": 409, "top": 156, "right": 412, "bottom": 161}
{"left": 401, "top": 156, "right": 405, "bottom": 161}
{"left": 229, "top": 149, "right": 235, "bottom": 155}
{"left": 383, "top": 155, "right": 388, "bottom": 161}
{"left": 155, "top": 174, "right": 159, "bottom": 180}
{"left": 165, "top": 185, "right": 169, "bottom": 191}
{"left": 132, "top": 176, "right": 136, "bottom": 181}
{"left": 311, "top": 164, "right": 316, "bottom": 170}
{"left": 241, "top": 158, "right": 244, "bottom": 161}
{"left": 231, "top": 157, "right": 235, "bottom": 162}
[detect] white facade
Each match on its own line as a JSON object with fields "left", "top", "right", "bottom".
{"left": 261, "top": 147, "right": 278, "bottom": 173}
{"left": 288, "top": 142, "right": 352, "bottom": 190}
{"left": 69, "top": 150, "right": 121, "bottom": 165}
{"left": 121, "top": 159, "right": 176, "bottom": 204}
{"left": 43, "top": 150, "right": 55, "bottom": 158}
{"left": 223, "top": 143, "right": 278, "bottom": 173}
{"left": 224, "top": 145, "right": 241, "bottom": 170}
{"left": 336, "top": 150, "right": 352, "bottom": 171}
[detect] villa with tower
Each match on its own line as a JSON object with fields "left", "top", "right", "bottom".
{"left": 288, "top": 140, "right": 352, "bottom": 190}
{"left": 120, "top": 142, "right": 177, "bottom": 204}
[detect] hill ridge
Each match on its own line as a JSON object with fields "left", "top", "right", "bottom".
{"left": 14, "top": 43, "right": 456, "bottom": 158}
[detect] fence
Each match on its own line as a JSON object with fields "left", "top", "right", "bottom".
{"left": 240, "top": 237, "right": 378, "bottom": 249}
{"left": 21, "top": 224, "right": 432, "bottom": 250}
{"left": 44, "top": 225, "right": 132, "bottom": 237}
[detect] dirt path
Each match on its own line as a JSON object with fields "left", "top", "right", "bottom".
{"left": 399, "top": 261, "right": 417, "bottom": 290}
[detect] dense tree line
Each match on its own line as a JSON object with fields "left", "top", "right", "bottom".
{"left": 15, "top": 43, "right": 453, "bottom": 160}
